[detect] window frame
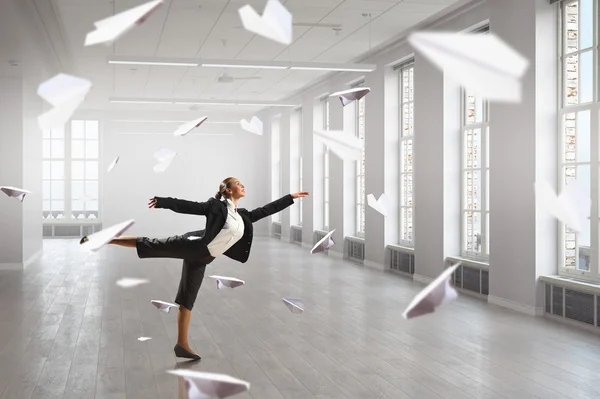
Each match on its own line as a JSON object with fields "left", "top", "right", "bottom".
{"left": 398, "top": 62, "right": 415, "bottom": 246}
{"left": 322, "top": 97, "right": 330, "bottom": 230}
{"left": 353, "top": 81, "right": 366, "bottom": 238}
{"left": 557, "top": 0, "right": 600, "bottom": 282}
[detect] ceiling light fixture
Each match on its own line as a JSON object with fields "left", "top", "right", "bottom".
{"left": 110, "top": 100, "right": 173, "bottom": 104}
{"left": 110, "top": 97, "right": 299, "bottom": 108}
{"left": 108, "top": 60, "right": 198, "bottom": 67}
{"left": 290, "top": 66, "right": 373, "bottom": 72}
{"left": 201, "top": 63, "right": 287, "bottom": 70}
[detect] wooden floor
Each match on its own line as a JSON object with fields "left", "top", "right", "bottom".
{"left": 1, "top": 238, "right": 600, "bottom": 399}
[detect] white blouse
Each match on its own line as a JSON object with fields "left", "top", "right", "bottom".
{"left": 207, "top": 199, "right": 245, "bottom": 257}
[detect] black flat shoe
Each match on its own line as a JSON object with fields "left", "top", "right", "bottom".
{"left": 79, "top": 236, "right": 89, "bottom": 245}
{"left": 174, "top": 344, "right": 201, "bottom": 360}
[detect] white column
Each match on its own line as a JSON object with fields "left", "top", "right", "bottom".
{"left": 328, "top": 96, "right": 346, "bottom": 257}
{"left": 279, "top": 111, "right": 291, "bottom": 242}
{"left": 301, "top": 100, "right": 315, "bottom": 246}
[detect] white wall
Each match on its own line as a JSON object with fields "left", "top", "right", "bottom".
{"left": 99, "top": 119, "right": 270, "bottom": 238}
{"left": 262, "top": 0, "right": 563, "bottom": 316}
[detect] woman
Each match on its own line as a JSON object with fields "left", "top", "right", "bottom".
{"left": 81, "top": 177, "right": 308, "bottom": 360}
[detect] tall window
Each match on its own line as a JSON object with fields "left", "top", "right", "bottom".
{"left": 355, "top": 91, "right": 366, "bottom": 237}
{"left": 559, "top": 0, "right": 597, "bottom": 280}
{"left": 461, "top": 91, "right": 489, "bottom": 259}
{"left": 322, "top": 98, "right": 330, "bottom": 230}
{"left": 43, "top": 120, "right": 100, "bottom": 221}
{"left": 71, "top": 121, "right": 99, "bottom": 219}
{"left": 42, "top": 128, "right": 66, "bottom": 220}
{"left": 297, "top": 109, "right": 304, "bottom": 226}
{"left": 271, "top": 119, "right": 281, "bottom": 222}
{"left": 399, "top": 62, "right": 414, "bottom": 245}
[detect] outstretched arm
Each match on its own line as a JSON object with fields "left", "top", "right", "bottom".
{"left": 248, "top": 192, "right": 309, "bottom": 223}
{"left": 149, "top": 196, "right": 211, "bottom": 216}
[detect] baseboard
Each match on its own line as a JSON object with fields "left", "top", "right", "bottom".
{"left": 23, "top": 249, "right": 42, "bottom": 269}
{"left": 364, "top": 260, "right": 386, "bottom": 271}
{"left": 413, "top": 274, "right": 433, "bottom": 284}
{"left": 328, "top": 250, "right": 344, "bottom": 259}
{"left": 0, "top": 262, "right": 23, "bottom": 271}
{"left": 488, "top": 295, "right": 544, "bottom": 316}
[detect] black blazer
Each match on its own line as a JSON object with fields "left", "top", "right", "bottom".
{"left": 155, "top": 194, "right": 295, "bottom": 263}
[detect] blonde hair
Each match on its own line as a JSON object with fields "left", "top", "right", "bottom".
{"left": 215, "top": 177, "right": 236, "bottom": 200}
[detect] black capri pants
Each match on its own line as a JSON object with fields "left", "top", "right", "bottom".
{"left": 136, "top": 234, "right": 215, "bottom": 311}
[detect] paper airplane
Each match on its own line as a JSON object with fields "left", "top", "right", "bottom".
{"left": 116, "top": 277, "right": 149, "bottom": 288}
{"left": 81, "top": 219, "right": 135, "bottom": 252}
{"left": 402, "top": 262, "right": 461, "bottom": 320}
{"left": 240, "top": 116, "right": 263, "bottom": 136}
{"left": 85, "top": 0, "right": 163, "bottom": 46}
{"left": 310, "top": 229, "right": 335, "bottom": 254}
{"left": 153, "top": 148, "right": 177, "bottom": 173}
{"left": 151, "top": 300, "right": 179, "bottom": 313}
{"left": 209, "top": 275, "right": 245, "bottom": 290}
{"left": 238, "top": 0, "right": 292, "bottom": 45}
{"left": 37, "top": 74, "right": 92, "bottom": 130}
{"left": 535, "top": 180, "right": 591, "bottom": 233}
{"left": 367, "top": 193, "right": 389, "bottom": 217}
{"left": 408, "top": 32, "right": 529, "bottom": 102}
{"left": 282, "top": 298, "right": 304, "bottom": 314}
{"left": 187, "top": 236, "right": 201, "bottom": 241}
{"left": 0, "top": 186, "right": 32, "bottom": 202}
{"left": 174, "top": 116, "right": 208, "bottom": 137}
{"left": 330, "top": 87, "right": 371, "bottom": 107}
{"left": 137, "top": 337, "right": 152, "bottom": 342}
{"left": 107, "top": 156, "right": 120, "bottom": 172}
{"left": 313, "top": 130, "right": 363, "bottom": 161}
{"left": 168, "top": 369, "right": 250, "bottom": 399}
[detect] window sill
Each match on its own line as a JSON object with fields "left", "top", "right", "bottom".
{"left": 387, "top": 244, "right": 414, "bottom": 254}
{"left": 446, "top": 255, "right": 489, "bottom": 271}
{"left": 540, "top": 275, "right": 600, "bottom": 295}
{"left": 291, "top": 225, "right": 302, "bottom": 230}
{"left": 43, "top": 219, "right": 102, "bottom": 225}
{"left": 345, "top": 235, "right": 365, "bottom": 244}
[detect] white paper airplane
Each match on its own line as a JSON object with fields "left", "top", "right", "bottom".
{"left": 402, "top": 262, "right": 461, "bottom": 320}
{"left": 107, "top": 156, "right": 120, "bottom": 172}
{"left": 313, "top": 129, "right": 363, "bottom": 162}
{"left": 0, "top": 186, "right": 32, "bottom": 202}
{"left": 240, "top": 116, "right": 263, "bottom": 136}
{"left": 209, "top": 275, "right": 245, "bottom": 290}
{"left": 330, "top": 87, "right": 371, "bottom": 107}
{"left": 81, "top": 219, "right": 135, "bottom": 252}
{"left": 187, "top": 236, "right": 201, "bottom": 241}
{"left": 238, "top": 0, "right": 292, "bottom": 45}
{"left": 37, "top": 74, "right": 92, "bottom": 130}
{"left": 174, "top": 116, "right": 208, "bottom": 137}
{"left": 167, "top": 369, "right": 250, "bottom": 399}
{"left": 137, "top": 336, "right": 152, "bottom": 342}
{"left": 116, "top": 277, "right": 149, "bottom": 288}
{"left": 151, "top": 300, "right": 179, "bottom": 313}
{"left": 310, "top": 229, "right": 335, "bottom": 254}
{"left": 85, "top": 0, "right": 163, "bottom": 46}
{"left": 535, "top": 180, "right": 591, "bottom": 233}
{"left": 408, "top": 32, "right": 529, "bottom": 102}
{"left": 282, "top": 298, "right": 304, "bottom": 314}
{"left": 367, "top": 193, "right": 389, "bottom": 217}
{"left": 153, "top": 148, "right": 177, "bottom": 173}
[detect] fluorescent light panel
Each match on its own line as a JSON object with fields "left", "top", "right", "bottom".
{"left": 110, "top": 98, "right": 299, "bottom": 107}
{"left": 290, "top": 66, "right": 373, "bottom": 72}
{"left": 109, "top": 60, "right": 198, "bottom": 67}
{"left": 201, "top": 63, "right": 287, "bottom": 70}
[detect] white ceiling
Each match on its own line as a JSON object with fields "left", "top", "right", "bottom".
{"left": 30, "top": 0, "right": 461, "bottom": 112}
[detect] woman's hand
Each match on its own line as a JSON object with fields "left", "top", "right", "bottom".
{"left": 148, "top": 197, "right": 158, "bottom": 208}
{"left": 291, "top": 192, "right": 310, "bottom": 199}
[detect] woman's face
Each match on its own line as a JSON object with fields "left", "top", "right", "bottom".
{"left": 227, "top": 179, "right": 246, "bottom": 199}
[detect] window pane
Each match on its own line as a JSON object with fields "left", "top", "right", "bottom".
{"left": 86, "top": 200, "right": 98, "bottom": 211}
{"left": 464, "top": 211, "right": 482, "bottom": 254}
{"left": 72, "top": 120, "right": 85, "bottom": 139}
{"left": 72, "top": 181, "right": 84, "bottom": 200}
{"left": 464, "top": 171, "right": 481, "bottom": 210}
{"left": 43, "top": 200, "right": 50, "bottom": 211}
{"left": 72, "top": 140, "right": 84, "bottom": 158}
{"left": 565, "top": 54, "right": 578, "bottom": 105}
{"left": 580, "top": 0, "right": 593, "bottom": 49}
{"left": 465, "top": 93, "right": 483, "bottom": 123}
{"left": 72, "top": 200, "right": 84, "bottom": 211}
{"left": 43, "top": 161, "right": 50, "bottom": 179}
{"left": 72, "top": 161, "right": 84, "bottom": 180}
{"left": 86, "top": 140, "right": 99, "bottom": 158}
{"left": 576, "top": 110, "right": 591, "bottom": 162}
{"left": 51, "top": 181, "right": 64, "bottom": 200}
{"left": 51, "top": 161, "right": 64, "bottom": 180}
{"left": 565, "top": 2, "right": 579, "bottom": 53}
{"left": 579, "top": 50, "right": 593, "bottom": 104}
{"left": 51, "top": 128, "right": 64, "bottom": 139}
{"left": 43, "top": 140, "right": 50, "bottom": 158}
{"left": 85, "top": 181, "right": 98, "bottom": 199}
{"left": 486, "top": 212, "right": 490, "bottom": 255}
{"left": 401, "top": 174, "right": 413, "bottom": 206}
{"left": 43, "top": 130, "right": 51, "bottom": 139}
{"left": 86, "top": 121, "right": 99, "bottom": 139}
{"left": 51, "top": 140, "right": 64, "bottom": 159}
{"left": 43, "top": 181, "right": 51, "bottom": 199}
{"left": 51, "top": 200, "right": 64, "bottom": 211}
{"left": 486, "top": 169, "right": 490, "bottom": 211}
{"left": 464, "top": 129, "right": 481, "bottom": 168}
{"left": 401, "top": 207, "right": 413, "bottom": 242}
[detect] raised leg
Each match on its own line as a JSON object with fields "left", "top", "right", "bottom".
{"left": 176, "top": 306, "right": 194, "bottom": 353}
